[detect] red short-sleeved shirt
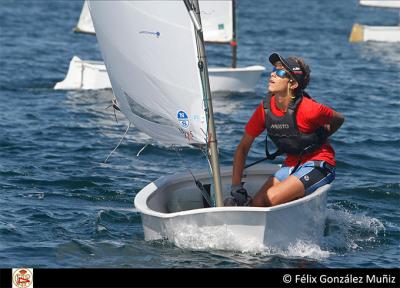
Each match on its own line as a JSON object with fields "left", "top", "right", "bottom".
{"left": 245, "top": 95, "right": 336, "bottom": 166}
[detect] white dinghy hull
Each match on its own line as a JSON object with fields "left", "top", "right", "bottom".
{"left": 54, "top": 56, "right": 111, "bottom": 90}
{"left": 134, "top": 164, "right": 329, "bottom": 250}
{"left": 349, "top": 23, "right": 400, "bottom": 43}
{"left": 359, "top": 0, "right": 400, "bottom": 8}
{"left": 208, "top": 65, "right": 265, "bottom": 93}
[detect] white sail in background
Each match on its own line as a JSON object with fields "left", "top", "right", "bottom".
{"left": 74, "top": 1, "right": 95, "bottom": 34}
{"left": 199, "top": 1, "right": 233, "bottom": 43}
{"left": 88, "top": 1, "right": 207, "bottom": 145}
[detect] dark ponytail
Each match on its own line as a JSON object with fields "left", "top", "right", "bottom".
{"left": 286, "top": 56, "right": 310, "bottom": 99}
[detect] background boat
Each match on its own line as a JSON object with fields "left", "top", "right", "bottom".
{"left": 349, "top": 0, "right": 400, "bottom": 42}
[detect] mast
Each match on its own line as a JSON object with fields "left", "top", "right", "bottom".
{"left": 231, "top": 0, "right": 237, "bottom": 68}
{"left": 184, "top": 0, "right": 223, "bottom": 207}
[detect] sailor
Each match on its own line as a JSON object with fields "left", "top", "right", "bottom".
{"left": 224, "top": 53, "right": 345, "bottom": 207}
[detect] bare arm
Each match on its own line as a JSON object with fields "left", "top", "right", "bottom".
{"left": 232, "top": 133, "right": 255, "bottom": 186}
{"left": 324, "top": 110, "right": 345, "bottom": 137}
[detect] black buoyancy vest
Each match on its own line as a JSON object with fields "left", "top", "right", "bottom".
{"left": 263, "top": 92, "right": 325, "bottom": 159}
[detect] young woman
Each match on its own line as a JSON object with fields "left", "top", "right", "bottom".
{"left": 224, "top": 53, "right": 345, "bottom": 207}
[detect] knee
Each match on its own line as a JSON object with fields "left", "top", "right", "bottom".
{"left": 266, "top": 191, "right": 279, "bottom": 206}
{"left": 265, "top": 187, "right": 284, "bottom": 207}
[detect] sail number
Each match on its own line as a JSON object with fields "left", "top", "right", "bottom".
{"left": 177, "top": 110, "right": 190, "bottom": 129}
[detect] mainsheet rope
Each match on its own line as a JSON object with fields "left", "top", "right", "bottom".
{"left": 104, "top": 121, "right": 131, "bottom": 164}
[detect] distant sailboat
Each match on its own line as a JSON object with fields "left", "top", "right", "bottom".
{"left": 55, "top": 0, "right": 265, "bottom": 93}
{"left": 359, "top": 0, "right": 400, "bottom": 8}
{"left": 74, "top": 1, "right": 94, "bottom": 35}
{"left": 88, "top": 0, "right": 329, "bottom": 251}
{"left": 349, "top": 0, "right": 400, "bottom": 43}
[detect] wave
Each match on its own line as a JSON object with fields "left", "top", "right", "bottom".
{"left": 149, "top": 203, "right": 388, "bottom": 264}
{"left": 323, "top": 206, "right": 385, "bottom": 254}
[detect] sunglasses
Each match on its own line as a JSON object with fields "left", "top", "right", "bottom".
{"left": 272, "top": 66, "right": 290, "bottom": 78}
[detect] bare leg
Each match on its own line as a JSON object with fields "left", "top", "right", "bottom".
{"left": 252, "top": 176, "right": 279, "bottom": 207}
{"left": 252, "top": 175, "right": 305, "bottom": 207}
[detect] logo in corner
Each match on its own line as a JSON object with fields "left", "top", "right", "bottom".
{"left": 12, "top": 268, "right": 33, "bottom": 288}
{"left": 177, "top": 110, "right": 189, "bottom": 129}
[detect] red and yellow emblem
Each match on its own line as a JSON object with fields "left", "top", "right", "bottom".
{"left": 12, "top": 268, "right": 33, "bottom": 288}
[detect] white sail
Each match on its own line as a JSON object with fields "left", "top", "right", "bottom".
{"left": 88, "top": 1, "right": 207, "bottom": 145}
{"left": 199, "top": 1, "right": 233, "bottom": 43}
{"left": 78, "top": 1, "right": 234, "bottom": 42}
{"left": 74, "top": 1, "right": 95, "bottom": 34}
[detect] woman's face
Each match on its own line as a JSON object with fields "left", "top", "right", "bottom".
{"left": 268, "top": 63, "right": 291, "bottom": 93}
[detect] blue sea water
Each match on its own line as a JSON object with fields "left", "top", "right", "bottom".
{"left": 0, "top": 0, "right": 399, "bottom": 269}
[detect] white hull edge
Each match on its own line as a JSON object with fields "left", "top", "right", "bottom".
{"left": 359, "top": 0, "right": 400, "bottom": 9}
{"left": 134, "top": 164, "right": 329, "bottom": 251}
{"left": 349, "top": 23, "right": 400, "bottom": 42}
{"left": 54, "top": 56, "right": 111, "bottom": 90}
{"left": 208, "top": 65, "right": 265, "bottom": 92}
{"left": 55, "top": 57, "right": 265, "bottom": 93}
